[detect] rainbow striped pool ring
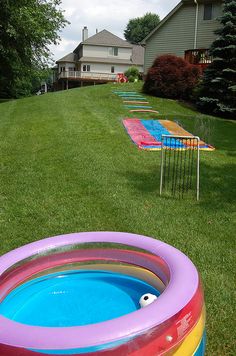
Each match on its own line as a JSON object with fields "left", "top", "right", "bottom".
{"left": 0, "top": 232, "right": 206, "bottom": 355}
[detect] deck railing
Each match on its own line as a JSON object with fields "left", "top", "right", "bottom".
{"left": 185, "top": 49, "right": 212, "bottom": 66}
{"left": 58, "top": 71, "right": 117, "bottom": 81}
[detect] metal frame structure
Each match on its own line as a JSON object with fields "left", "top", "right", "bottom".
{"left": 160, "top": 135, "right": 200, "bottom": 200}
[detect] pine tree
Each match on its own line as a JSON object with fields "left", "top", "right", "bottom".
{"left": 197, "top": 0, "right": 236, "bottom": 119}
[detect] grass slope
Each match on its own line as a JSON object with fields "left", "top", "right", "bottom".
{"left": 0, "top": 83, "right": 235, "bottom": 355}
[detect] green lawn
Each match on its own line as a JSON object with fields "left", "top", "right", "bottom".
{"left": 0, "top": 83, "right": 235, "bottom": 355}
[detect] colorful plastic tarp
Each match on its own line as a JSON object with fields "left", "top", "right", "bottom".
{"left": 123, "top": 119, "right": 215, "bottom": 151}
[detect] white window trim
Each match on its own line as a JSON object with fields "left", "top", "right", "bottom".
{"left": 83, "top": 64, "right": 91, "bottom": 72}
{"left": 108, "top": 47, "right": 119, "bottom": 57}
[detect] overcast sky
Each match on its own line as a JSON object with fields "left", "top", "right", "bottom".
{"left": 50, "top": 0, "right": 180, "bottom": 61}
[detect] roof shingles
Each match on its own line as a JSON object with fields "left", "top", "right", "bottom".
{"left": 82, "top": 29, "right": 132, "bottom": 48}
{"left": 56, "top": 29, "right": 144, "bottom": 67}
{"left": 56, "top": 52, "right": 77, "bottom": 63}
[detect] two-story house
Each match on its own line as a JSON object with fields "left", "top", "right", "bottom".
{"left": 54, "top": 27, "right": 144, "bottom": 90}
{"left": 141, "top": 0, "right": 223, "bottom": 74}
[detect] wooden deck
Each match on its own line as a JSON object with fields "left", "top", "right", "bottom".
{"left": 185, "top": 49, "right": 212, "bottom": 69}
{"left": 58, "top": 71, "right": 117, "bottom": 82}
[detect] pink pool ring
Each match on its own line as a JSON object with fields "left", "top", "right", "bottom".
{"left": 0, "top": 232, "right": 205, "bottom": 355}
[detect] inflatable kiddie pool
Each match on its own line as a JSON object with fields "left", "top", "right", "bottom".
{"left": 0, "top": 232, "right": 206, "bottom": 355}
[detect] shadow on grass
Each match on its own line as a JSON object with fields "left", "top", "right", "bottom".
{"left": 177, "top": 100, "right": 199, "bottom": 113}
{"left": 120, "top": 160, "right": 236, "bottom": 210}
{"left": 199, "top": 160, "right": 236, "bottom": 210}
{"left": 121, "top": 166, "right": 161, "bottom": 194}
{"left": 0, "top": 99, "right": 12, "bottom": 104}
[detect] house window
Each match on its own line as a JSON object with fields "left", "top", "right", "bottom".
{"left": 111, "top": 66, "right": 115, "bottom": 73}
{"left": 60, "top": 66, "right": 65, "bottom": 72}
{"left": 203, "top": 3, "right": 213, "bottom": 20}
{"left": 83, "top": 65, "right": 90, "bottom": 72}
{"left": 108, "top": 47, "right": 118, "bottom": 56}
{"left": 68, "top": 67, "right": 75, "bottom": 71}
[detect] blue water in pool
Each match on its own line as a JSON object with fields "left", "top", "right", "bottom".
{"left": 0, "top": 270, "right": 160, "bottom": 327}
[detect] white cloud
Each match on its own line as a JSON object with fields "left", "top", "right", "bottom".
{"left": 50, "top": 0, "right": 180, "bottom": 61}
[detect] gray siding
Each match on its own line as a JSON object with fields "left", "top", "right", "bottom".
{"left": 144, "top": 5, "right": 196, "bottom": 73}
{"left": 144, "top": 1, "right": 222, "bottom": 73}
{"left": 196, "top": 3, "right": 222, "bottom": 48}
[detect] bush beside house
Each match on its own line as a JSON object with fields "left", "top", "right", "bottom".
{"left": 124, "top": 66, "right": 140, "bottom": 82}
{"left": 143, "top": 54, "right": 201, "bottom": 100}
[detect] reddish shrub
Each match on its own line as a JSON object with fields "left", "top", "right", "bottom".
{"left": 143, "top": 54, "right": 202, "bottom": 99}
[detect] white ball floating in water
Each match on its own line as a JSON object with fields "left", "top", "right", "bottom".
{"left": 139, "top": 293, "right": 158, "bottom": 308}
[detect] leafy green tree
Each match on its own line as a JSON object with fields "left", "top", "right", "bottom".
{"left": 124, "top": 13, "right": 160, "bottom": 44}
{"left": 0, "top": 0, "right": 68, "bottom": 98}
{"left": 197, "top": 0, "right": 236, "bottom": 119}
